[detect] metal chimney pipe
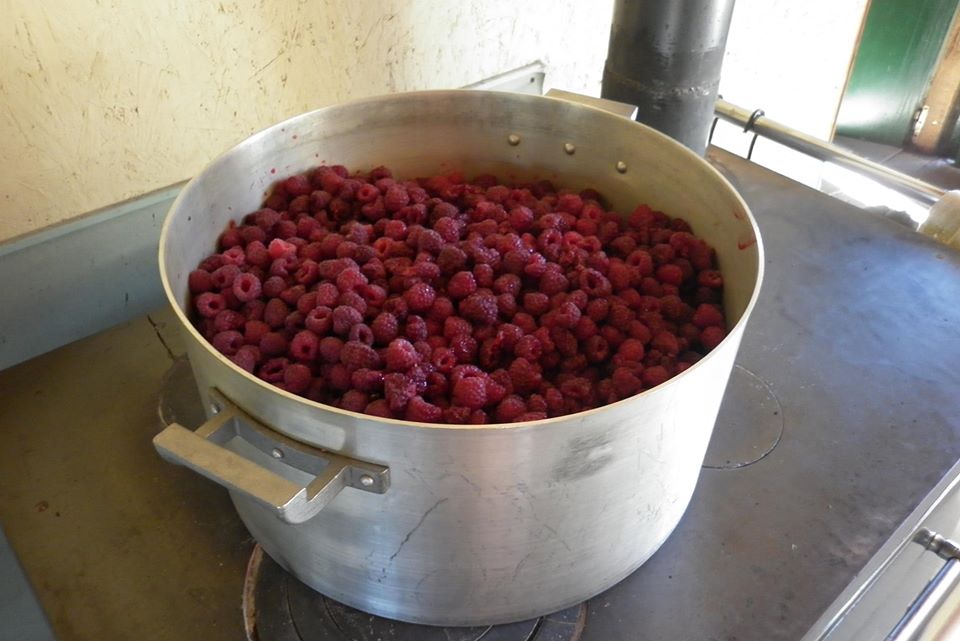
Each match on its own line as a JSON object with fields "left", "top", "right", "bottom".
{"left": 602, "top": 0, "right": 737, "bottom": 155}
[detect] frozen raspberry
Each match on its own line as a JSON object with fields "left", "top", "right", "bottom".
{"left": 515, "top": 334, "right": 542, "bottom": 362}
{"left": 289, "top": 330, "right": 319, "bottom": 361}
{"left": 279, "top": 285, "right": 307, "bottom": 306}
{"left": 348, "top": 323, "right": 374, "bottom": 346}
{"left": 612, "top": 367, "right": 642, "bottom": 398}
{"left": 700, "top": 326, "right": 726, "bottom": 350}
{"left": 495, "top": 395, "right": 527, "bottom": 422}
{"left": 452, "top": 376, "right": 488, "bottom": 409}
{"left": 698, "top": 269, "right": 723, "bottom": 289}
{"left": 473, "top": 263, "right": 495, "bottom": 288}
{"left": 573, "top": 316, "right": 598, "bottom": 341}
{"left": 385, "top": 338, "right": 419, "bottom": 371}
{"left": 340, "top": 340, "right": 381, "bottom": 370}
{"left": 404, "top": 282, "right": 436, "bottom": 312}
{"left": 279, "top": 362, "right": 310, "bottom": 394}
{"left": 351, "top": 368, "right": 384, "bottom": 393}
{"left": 459, "top": 292, "right": 498, "bottom": 325}
{"left": 448, "top": 333, "right": 478, "bottom": 363}
{"left": 196, "top": 292, "right": 226, "bottom": 318}
{"left": 232, "top": 273, "right": 262, "bottom": 302}
{"left": 406, "top": 396, "right": 443, "bottom": 423}
{"left": 692, "top": 303, "right": 724, "bottom": 329}
{"left": 522, "top": 292, "right": 550, "bottom": 316}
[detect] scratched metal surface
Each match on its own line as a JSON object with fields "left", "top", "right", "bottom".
{"left": 2, "top": 149, "right": 960, "bottom": 639}
{"left": 579, "top": 149, "right": 960, "bottom": 641}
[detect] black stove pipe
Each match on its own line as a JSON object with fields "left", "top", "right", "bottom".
{"left": 602, "top": 0, "right": 737, "bottom": 155}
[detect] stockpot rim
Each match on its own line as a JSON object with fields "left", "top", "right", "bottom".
{"left": 158, "top": 88, "right": 765, "bottom": 432}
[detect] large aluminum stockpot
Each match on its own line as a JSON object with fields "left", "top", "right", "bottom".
{"left": 154, "top": 90, "right": 763, "bottom": 626}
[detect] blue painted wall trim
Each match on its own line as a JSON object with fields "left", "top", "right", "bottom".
{"left": 0, "top": 183, "right": 183, "bottom": 370}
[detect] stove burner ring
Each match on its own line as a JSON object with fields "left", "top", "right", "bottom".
{"left": 242, "top": 545, "right": 586, "bottom": 641}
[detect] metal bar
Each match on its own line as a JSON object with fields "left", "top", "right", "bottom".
{"left": 714, "top": 99, "right": 946, "bottom": 205}
{"left": 602, "top": 0, "right": 736, "bottom": 155}
{"left": 885, "top": 559, "right": 960, "bottom": 641}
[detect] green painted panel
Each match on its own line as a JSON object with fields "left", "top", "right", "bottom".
{"left": 837, "top": 0, "right": 959, "bottom": 146}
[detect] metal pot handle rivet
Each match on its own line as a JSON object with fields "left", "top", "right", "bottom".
{"left": 153, "top": 389, "right": 389, "bottom": 524}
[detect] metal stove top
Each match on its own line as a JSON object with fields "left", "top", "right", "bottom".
{"left": 3, "top": 148, "right": 960, "bottom": 640}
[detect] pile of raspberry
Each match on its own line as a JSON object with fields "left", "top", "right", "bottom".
{"left": 188, "top": 165, "right": 727, "bottom": 424}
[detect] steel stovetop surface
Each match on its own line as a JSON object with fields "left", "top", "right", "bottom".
{"left": 2, "top": 148, "right": 960, "bottom": 641}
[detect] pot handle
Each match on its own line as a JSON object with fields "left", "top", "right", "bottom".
{"left": 153, "top": 390, "right": 389, "bottom": 524}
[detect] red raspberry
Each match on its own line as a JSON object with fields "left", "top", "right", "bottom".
{"left": 259, "top": 331, "right": 288, "bottom": 357}
{"left": 211, "top": 264, "right": 240, "bottom": 289}
{"left": 448, "top": 333, "right": 478, "bottom": 363}
{"left": 340, "top": 390, "right": 370, "bottom": 413}
{"left": 404, "top": 282, "right": 436, "bottom": 312}
{"left": 700, "top": 326, "right": 726, "bottom": 350}
{"left": 230, "top": 345, "right": 260, "bottom": 373}
{"left": 612, "top": 367, "right": 642, "bottom": 398}
{"left": 452, "top": 376, "right": 488, "bottom": 409}
{"left": 280, "top": 285, "right": 307, "bottom": 306}
{"left": 318, "top": 336, "right": 343, "bottom": 363}
{"left": 698, "top": 269, "right": 723, "bottom": 288}
{"left": 302, "top": 306, "right": 331, "bottom": 334}
{"left": 336, "top": 268, "right": 368, "bottom": 292}
{"left": 584, "top": 335, "right": 609, "bottom": 363}
{"left": 348, "top": 323, "right": 374, "bottom": 346}
{"left": 552, "top": 301, "right": 581, "bottom": 329}
{"left": 263, "top": 299, "right": 289, "bottom": 328}
{"left": 283, "top": 363, "right": 312, "bottom": 394}
{"left": 522, "top": 292, "right": 550, "bottom": 316}
{"left": 692, "top": 303, "right": 724, "bottom": 329}
{"left": 406, "top": 396, "right": 443, "bottom": 423}
{"left": 212, "top": 330, "right": 244, "bottom": 356}
{"left": 365, "top": 399, "right": 394, "bottom": 418}
{"left": 447, "top": 271, "right": 477, "bottom": 299}
{"left": 560, "top": 377, "right": 592, "bottom": 401}
{"left": 539, "top": 269, "right": 569, "bottom": 295}
{"left": 213, "top": 309, "right": 245, "bottom": 333}
{"left": 384, "top": 373, "right": 417, "bottom": 412}
{"left": 495, "top": 395, "right": 527, "bottom": 422}
{"left": 459, "top": 292, "right": 498, "bottom": 325}
{"left": 618, "top": 338, "right": 646, "bottom": 362}
{"left": 638, "top": 366, "right": 667, "bottom": 389}
{"left": 331, "top": 305, "right": 362, "bottom": 335}
{"left": 651, "top": 331, "right": 679, "bottom": 356}
{"left": 326, "top": 363, "right": 352, "bottom": 391}
{"left": 244, "top": 320, "right": 270, "bottom": 345}
{"left": 576, "top": 268, "right": 611, "bottom": 297}
{"left": 384, "top": 185, "right": 410, "bottom": 212}
{"left": 189, "top": 269, "right": 214, "bottom": 294}
{"left": 473, "top": 263, "right": 495, "bottom": 288}
{"left": 340, "top": 340, "right": 381, "bottom": 370}
{"left": 385, "top": 338, "right": 419, "bottom": 371}
{"left": 655, "top": 264, "right": 684, "bottom": 287}
{"left": 351, "top": 368, "right": 384, "bottom": 392}
{"left": 508, "top": 357, "right": 542, "bottom": 394}
{"left": 231, "top": 273, "right": 262, "bottom": 302}
{"left": 290, "top": 330, "right": 319, "bottom": 361}
{"left": 258, "top": 358, "right": 289, "bottom": 383}
{"left": 268, "top": 238, "right": 297, "bottom": 260}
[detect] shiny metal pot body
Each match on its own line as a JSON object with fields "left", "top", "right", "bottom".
{"left": 157, "top": 90, "right": 763, "bottom": 625}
